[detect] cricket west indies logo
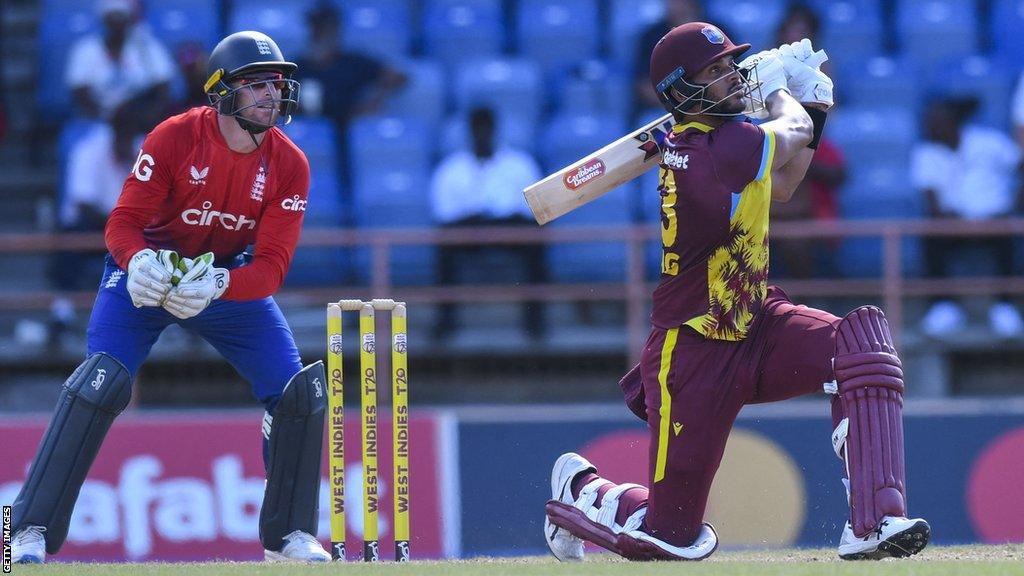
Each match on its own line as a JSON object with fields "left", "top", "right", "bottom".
{"left": 634, "top": 117, "right": 675, "bottom": 162}
{"left": 563, "top": 159, "right": 606, "bottom": 190}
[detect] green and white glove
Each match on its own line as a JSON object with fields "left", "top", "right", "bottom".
{"left": 126, "top": 248, "right": 179, "bottom": 308}
{"left": 162, "top": 252, "right": 230, "bottom": 320}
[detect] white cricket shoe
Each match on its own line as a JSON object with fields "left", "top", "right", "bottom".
{"left": 544, "top": 452, "right": 596, "bottom": 562}
{"left": 838, "top": 516, "right": 930, "bottom": 560}
{"left": 264, "top": 530, "right": 331, "bottom": 562}
{"left": 11, "top": 525, "right": 46, "bottom": 564}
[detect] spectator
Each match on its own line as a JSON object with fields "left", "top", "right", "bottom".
{"left": 48, "top": 102, "right": 143, "bottom": 344}
{"left": 912, "top": 96, "right": 1024, "bottom": 338}
{"left": 770, "top": 3, "right": 846, "bottom": 278}
{"left": 633, "top": 0, "right": 703, "bottom": 113}
{"left": 173, "top": 42, "right": 211, "bottom": 112}
{"left": 429, "top": 107, "right": 546, "bottom": 340}
{"left": 65, "top": 0, "right": 176, "bottom": 122}
{"left": 297, "top": 2, "right": 406, "bottom": 212}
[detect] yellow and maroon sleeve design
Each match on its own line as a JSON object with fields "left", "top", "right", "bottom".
{"left": 684, "top": 128, "right": 776, "bottom": 340}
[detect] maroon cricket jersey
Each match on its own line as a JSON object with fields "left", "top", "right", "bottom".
{"left": 650, "top": 119, "right": 776, "bottom": 340}
{"left": 105, "top": 107, "right": 311, "bottom": 300}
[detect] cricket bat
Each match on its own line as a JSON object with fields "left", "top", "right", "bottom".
{"left": 524, "top": 113, "right": 674, "bottom": 225}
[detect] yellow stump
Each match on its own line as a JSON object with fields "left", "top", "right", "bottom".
{"left": 325, "top": 303, "right": 345, "bottom": 561}
{"left": 391, "top": 303, "right": 410, "bottom": 561}
{"left": 359, "top": 302, "right": 379, "bottom": 562}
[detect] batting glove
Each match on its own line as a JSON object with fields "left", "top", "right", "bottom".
{"left": 126, "top": 248, "right": 178, "bottom": 308}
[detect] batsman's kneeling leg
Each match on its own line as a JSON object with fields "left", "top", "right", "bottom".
{"left": 259, "top": 361, "right": 328, "bottom": 553}
{"left": 11, "top": 353, "right": 132, "bottom": 554}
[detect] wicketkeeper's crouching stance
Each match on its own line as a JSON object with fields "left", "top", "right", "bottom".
{"left": 10, "top": 31, "right": 331, "bottom": 563}
{"left": 544, "top": 23, "right": 929, "bottom": 562}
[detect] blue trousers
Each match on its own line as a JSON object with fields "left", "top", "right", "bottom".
{"left": 87, "top": 255, "right": 303, "bottom": 408}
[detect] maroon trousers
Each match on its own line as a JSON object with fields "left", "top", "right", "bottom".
{"left": 636, "top": 286, "right": 842, "bottom": 546}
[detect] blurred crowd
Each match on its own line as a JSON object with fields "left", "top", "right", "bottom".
{"left": 10, "top": 0, "right": 1024, "bottom": 342}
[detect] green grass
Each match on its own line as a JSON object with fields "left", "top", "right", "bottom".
{"left": 12, "top": 545, "right": 1024, "bottom": 575}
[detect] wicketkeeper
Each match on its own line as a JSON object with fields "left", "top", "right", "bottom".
{"left": 544, "top": 22, "right": 930, "bottom": 561}
{"left": 10, "top": 31, "right": 330, "bottom": 563}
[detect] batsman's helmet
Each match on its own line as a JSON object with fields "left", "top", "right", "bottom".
{"left": 650, "top": 22, "right": 750, "bottom": 116}
{"left": 204, "top": 31, "right": 300, "bottom": 134}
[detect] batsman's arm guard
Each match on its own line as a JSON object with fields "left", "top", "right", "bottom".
{"left": 259, "top": 361, "right": 327, "bottom": 552}
{"left": 832, "top": 306, "right": 907, "bottom": 538}
{"left": 11, "top": 353, "right": 132, "bottom": 553}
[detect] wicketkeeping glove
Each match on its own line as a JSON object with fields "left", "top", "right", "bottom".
{"left": 126, "top": 248, "right": 178, "bottom": 308}
{"left": 162, "top": 252, "right": 230, "bottom": 320}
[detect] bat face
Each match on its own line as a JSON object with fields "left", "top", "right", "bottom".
{"left": 524, "top": 114, "right": 674, "bottom": 225}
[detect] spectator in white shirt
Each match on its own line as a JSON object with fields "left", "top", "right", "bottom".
{"left": 911, "top": 96, "right": 1024, "bottom": 338}
{"left": 48, "top": 103, "right": 142, "bottom": 345}
{"left": 66, "top": 0, "right": 175, "bottom": 121}
{"left": 429, "top": 107, "right": 546, "bottom": 339}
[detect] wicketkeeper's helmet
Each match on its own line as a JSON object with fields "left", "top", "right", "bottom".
{"left": 204, "top": 31, "right": 300, "bottom": 134}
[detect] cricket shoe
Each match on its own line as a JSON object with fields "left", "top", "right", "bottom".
{"left": 264, "top": 530, "right": 331, "bottom": 562}
{"left": 544, "top": 452, "right": 597, "bottom": 562}
{"left": 11, "top": 525, "right": 46, "bottom": 564}
{"left": 838, "top": 516, "right": 930, "bottom": 560}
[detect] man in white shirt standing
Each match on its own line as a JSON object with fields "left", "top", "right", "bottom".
{"left": 429, "top": 107, "right": 545, "bottom": 340}
{"left": 65, "top": 0, "right": 176, "bottom": 120}
{"left": 911, "top": 96, "right": 1024, "bottom": 337}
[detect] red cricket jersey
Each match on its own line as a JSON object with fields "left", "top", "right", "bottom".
{"left": 105, "top": 107, "right": 310, "bottom": 301}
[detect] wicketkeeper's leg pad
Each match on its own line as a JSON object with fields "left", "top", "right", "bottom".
{"left": 259, "top": 361, "right": 327, "bottom": 552}
{"left": 11, "top": 352, "right": 132, "bottom": 553}
{"left": 833, "top": 306, "right": 907, "bottom": 538}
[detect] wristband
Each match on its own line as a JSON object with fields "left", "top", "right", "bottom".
{"left": 804, "top": 105, "right": 827, "bottom": 150}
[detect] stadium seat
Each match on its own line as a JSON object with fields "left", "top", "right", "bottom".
{"left": 928, "top": 55, "right": 1014, "bottom": 129}
{"left": 383, "top": 59, "right": 446, "bottom": 132}
{"left": 227, "top": 0, "right": 315, "bottom": 61}
{"left": 556, "top": 60, "right": 632, "bottom": 119}
{"left": 454, "top": 58, "right": 543, "bottom": 123}
{"left": 828, "top": 107, "right": 917, "bottom": 167}
{"left": 540, "top": 113, "right": 632, "bottom": 282}
{"left": 147, "top": 0, "right": 220, "bottom": 51}
{"left": 839, "top": 56, "right": 919, "bottom": 114}
{"left": 516, "top": 0, "right": 599, "bottom": 77}
{"left": 351, "top": 166, "right": 437, "bottom": 285}
{"left": 37, "top": 3, "right": 97, "bottom": 115}
{"left": 705, "top": 0, "right": 785, "bottom": 51}
{"left": 423, "top": 0, "right": 505, "bottom": 72}
{"left": 607, "top": 0, "right": 665, "bottom": 73}
{"left": 339, "top": 0, "right": 412, "bottom": 61}
{"left": 281, "top": 118, "right": 343, "bottom": 227}
{"left": 817, "top": 0, "right": 884, "bottom": 67}
{"left": 992, "top": 0, "right": 1024, "bottom": 62}
{"left": 347, "top": 115, "right": 434, "bottom": 183}
{"left": 895, "top": 0, "right": 977, "bottom": 75}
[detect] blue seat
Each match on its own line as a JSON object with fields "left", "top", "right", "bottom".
{"left": 516, "top": 0, "right": 599, "bottom": 76}
{"left": 347, "top": 116, "right": 433, "bottom": 183}
{"left": 706, "top": 0, "right": 785, "bottom": 51}
{"left": 607, "top": 0, "right": 666, "bottom": 73}
{"left": 828, "top": 107, "right": 917, "bottom": 167}
{"left": 383, "top": 59, "right": 446, "bottom": 132}
{"left": 454, "top": 58, "right": 543, "bottom": 122}
{"left": 838, "top": 165, "right": 924, "bottom": 278}
{"left": 227, "top": 0, "right": 314, "bottom": 60}
{"left": 928, "top": 55, "right": 1014, "bottom": 129}
{"left": 839, "top": 56, "right": 919, "bottom": 114}
{"left": 540, "top": 113, "right": 632, "bottom": 282}
{"left": 895, "top": 0, "right": 977, "bottom": 75}
{"left": 351, "top": 167, "right": 436, "bottom": 285}
{"left": 282, "top": 118, "right": 343, "bottom": 227}
{"left": 557, "top": 60, "right": 632, "bottom": 119}
{"left": 339, "top": 0, "right": 412, "bottom": 61}
{"left": 440, "top": 113, "right": 536, "bottom": 157}
{"left": 148, "top": 0, "right": 220, "bottom": 51}
{"left": 423, "top": 0, "right": 504, "bottom": 71}
{"left": 817, "top": 0, "right": 884, "bottom": 67}
{"left": 38, "top": 4, "right": 97, "bottom": 116}
{"left": 992, "top": 0, "right": 1024, "bottom": 61}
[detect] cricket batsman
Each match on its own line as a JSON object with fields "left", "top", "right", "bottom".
{"left": 544, "top": 23, "right": 931, "bottom": 561}
{"left": 10, "top": 31, "right": 330, "bottom": 563}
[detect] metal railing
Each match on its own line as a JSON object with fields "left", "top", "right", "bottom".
{"left": 2, "top": 218, "right": 1024, "bottom": 361}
